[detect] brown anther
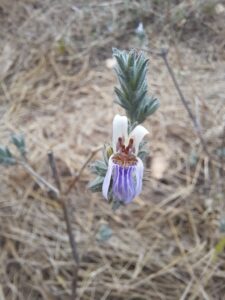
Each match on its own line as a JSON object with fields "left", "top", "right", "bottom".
{"left": 129, "top": 138, "right": 134, "bottom": 146}
{"left": 117, "top": 137, "right": 135, "bottom": 155}
{"left": 124, "top": 138, "right": 134, "bottom": 154}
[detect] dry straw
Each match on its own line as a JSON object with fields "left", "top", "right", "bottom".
{"left": 0, "top": 1, "right": 225, "bottom": 299}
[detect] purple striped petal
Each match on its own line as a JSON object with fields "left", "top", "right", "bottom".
{"left": 103, "top": 157, "right": 144, "bottom": 204}
{"left": 124, "top": 166, "right": 136, "bottom": 203}
{"left": 111, "top": 164, "right": 137, "bottom": 204}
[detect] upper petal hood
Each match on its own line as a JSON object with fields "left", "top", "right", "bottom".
{"left": 112, "top": 115, "right": 128, "bottom": 153}
{"left": 129, "top": 125, "right": 149, "bottom": 155}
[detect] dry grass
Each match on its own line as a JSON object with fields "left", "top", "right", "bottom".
{"left": 0, "top": 0, "right": 225, "bottom": 299}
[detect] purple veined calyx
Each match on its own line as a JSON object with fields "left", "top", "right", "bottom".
{"left": 102, "top": 114, "right": 149, "bottom": 204}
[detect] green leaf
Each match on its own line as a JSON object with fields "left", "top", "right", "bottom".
{"left": 138, "top": 140, "right": 149, "bottom": 163}
{"left": 0, "top": 145, "right": 16, "bottom": 165}
{"left": 137, "top": 97, "right": 159, "bottom": 123}
{"left": 90, "top": 160, "right": 107, "bottom": 177}
{"left": 11, "top": 133, "right": 26, "bottom": 156}
{"left": 189, "top": 151, "right": 198, "bottom": 167}
{"left": 112, "top": 48, "right": 159, "bottom": 125}
{"left": 96, "top": 224, "right": 113, "bottom": 241}
{"left": 88, "top": 176, "right": 104, "bottom": 192}
{"left": 112, "top": 199, "right": 123, "bottom": 211}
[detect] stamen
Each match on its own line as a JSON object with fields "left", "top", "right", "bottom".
{"left": 125, "top": 138, "right": 133, "bottom": 153}
{"left": 114, "top": 137, "right": 137, "bottom": 166}
{"left": 118, "top": 137, "right": 122, "bottom": 145}
{"left": 129, "top": 138, "right": 134, "bottom": 146}
{"left": 116, "top": 137, "right": 123, "bottom": 152}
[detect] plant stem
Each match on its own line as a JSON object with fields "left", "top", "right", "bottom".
{"left": 19, "top": 154, "right": 80, "bottom": 299}
{"left": 158, "top": 48, "right": 210, "bottom": 156}
{"left": 19, "top": 160, "right": 59, "bottom": 196}
{"left": 48, "top": 151, "right": 79, "bottom": 300}
{"left": 65, "top": 145, "right": 102, "bottom": 195}
{"left": 143, "top": 47, "right": 211, "bottom": 158}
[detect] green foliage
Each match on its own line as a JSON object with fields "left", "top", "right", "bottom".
{"left": 0, "top": 146, "right": 16, "bottom": 165}
{"left": 202, "top": 2, "right": 216, "bottom": 16}
{"left": 113, "top": 48, "right": 159, "bottom": 125}
{"left": 138, "top": 140, "right": 149, "bottom": 162}
{"left": 89, "top": 49, "right": 159, "bottom": 204}
{"left": 216, "top": 148, "right": 225, "bottom": 157}
{"left": 189, "top": 150, "right": 198, "bottom": 167}
{"left": 11, "top": 133, "right": 26, "bottom": 157}
{"left": 57, "top": 38, "right": 66, "bottom": 54}
{"left": 0, "top": 133, "right": 26, "bottom": 166}
{"left": 89, "top": 149, "right": 109, "bottom": 192}
{"left": 112, "top": 199, "right": 123, "bottom": 211}
{"left": 96, "top": 224, "right": 113, "bottom": 241}
{"left": 90, "top": 160, "right": 108, "bottom": 177}
{"left": 214, "top": 237, "right": 225, "bottom": 258}
{"left": 88, "top": 175, "right": 105, "bottom": 192}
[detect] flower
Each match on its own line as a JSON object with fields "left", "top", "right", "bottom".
{"left": 135, "top": 22, "right": 145, "bottom": 38}
{"left": 102, "top": 114, "right": 149, "bottom": 204}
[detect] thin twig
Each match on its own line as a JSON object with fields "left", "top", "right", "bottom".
{"left": 47, "top": 151, "right": 62, "bottom": 192}
{"left": 48, "top": 151, "right": 79, "bottom": 300}
{"left": 219, "top": 125, "right": 225, "bottom": 216}
{"left": 18, "top": 153, "right": 80, "bottom": 299}
{"left": 65, "top": 145, "right": 102, "bottom": 195}
{"left": 142, "top": 47, "right": 211, "bottom": 157}
{"left": 17, "top": 144, "right": 102, "bottom": 299}
{"left": 158, "top": 49, "right": 210, "bottom": 156}
{"left": 18, "top": 160, "right": 59, "bottom": 196}
{"left": 220, "top": 125, "right": 225, "bottom": 186}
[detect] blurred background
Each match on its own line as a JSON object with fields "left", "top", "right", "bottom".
{"left": 0, "top": 0, "right": 225, "bottom": 299}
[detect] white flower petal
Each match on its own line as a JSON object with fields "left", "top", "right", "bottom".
{"left": 112, "top": 115, "right": 128, "bottom": 153}
{"left": 129, "top": 125, "right": 149, "bottom": 155}
{"left": 135, "top": 158, "right": 144, "bottom": 196}
{"left": 102, "top": 156, "right": 114, "bottom": 200}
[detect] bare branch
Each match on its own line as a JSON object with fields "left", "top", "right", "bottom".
{"left": 142, "top": 47, "right": 211, "bottom": 157}
{"left": 17, "top": 146, "right": 99, "bottom": 300}
{"left": 47, "top": 151, "right": 79, "bottom": 300}
{"left": 65, "top": 145, "right": 102, "bottom": 195}
{"left": 47, "top": 151, "right": 62, "bottom": 192}
{"left": 158, "top": 49, "right": 210, "bottom": 156}
{"left": 18, "top": 160, "right": 59, "bottom": 196}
